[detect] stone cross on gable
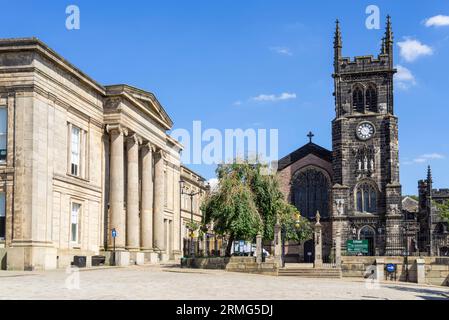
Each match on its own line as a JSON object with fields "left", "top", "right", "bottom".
{"left": 307, "top": 131, "right": 315, "bottom": 143}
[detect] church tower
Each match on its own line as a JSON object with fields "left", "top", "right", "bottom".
{"left": 331, "top": 17, "right": 403, "bottom": 255}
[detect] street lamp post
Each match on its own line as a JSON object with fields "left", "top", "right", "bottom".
{"left": 180, "top": 179, "right": 201, "bottom": 257}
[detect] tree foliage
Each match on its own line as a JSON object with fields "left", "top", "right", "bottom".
{"left": 436, "top": 200, "right": 449, "bottom": 223}
{"left": 201, "top": 161, "right": 312, "bottom": 254}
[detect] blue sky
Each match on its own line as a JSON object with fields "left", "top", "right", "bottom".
{"left": 1, "top": 0, "right": 449, "bottom": 195}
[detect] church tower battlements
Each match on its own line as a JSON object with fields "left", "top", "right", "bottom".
{"left": 331, "top": 17, "right": 403, "bottom": 255}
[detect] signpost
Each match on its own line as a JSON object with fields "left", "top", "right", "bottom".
{"left": 347, "top": 239, "right": 369, "bottom": 255}
{"left": 111, "top": 228, "right": 117, "bottom": 266}
{"left": 385, "top": 263, "right": 397, "bottom": 281}
{"left": 386, "top": 263, "right": 396, "bottom": 273}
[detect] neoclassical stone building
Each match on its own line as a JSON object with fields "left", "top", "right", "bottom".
{"left": 180, "top": 166, "right": 208, "bottom": 241}
{"left": 0, "top": 38, "right": 188, "bottom": 270}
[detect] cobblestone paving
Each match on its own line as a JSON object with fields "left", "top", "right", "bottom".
{"left": 0, "top": 265, "right": 448, "bottom": 300}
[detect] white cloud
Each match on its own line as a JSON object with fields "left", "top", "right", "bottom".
{"left": 394, "top": 65, "right": 416, "bottom": 90}
{"left": 425, "top": 15, "right": 449, "bottom": 27}
{"left": 421, "top": 153, "right": 445, "bottom": 159}
{"left": 270, "top": 47, "right": 293, "bottom": 56}
{"left": 233, "top": 100, "right": 242, "bottom": 106}
{"left": 403, "top": 153, "right": 445, "bottom": 165}
{"left": 397, "top": 38, "right": 433, "bottom": 62}
{"left": 207, "top": 178, "right": 219, "bottom": 191}
{"left": 251, "top": 92, "right": 297, "bottom": 102}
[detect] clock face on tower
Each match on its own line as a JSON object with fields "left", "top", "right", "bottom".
{"left": 356, "top": 122, "right": 375, "bottom": 141}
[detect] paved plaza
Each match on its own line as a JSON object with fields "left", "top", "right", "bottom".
{"left": 0, "top": 265, "right": 448, "bottom": 300}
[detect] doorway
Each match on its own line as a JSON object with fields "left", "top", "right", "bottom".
{"left": 359, "top": 226, "right": 375, "bottom": 256}
{"left": 303, "top": 239, "right": 315, "bottom": 263}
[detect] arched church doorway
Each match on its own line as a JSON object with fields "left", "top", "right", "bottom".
{"left": 303, "top": 239, "right": 315, "bottom": 263}
{"left": 359, "top": 226, "right": 375, "bottom": 256}
{"left": 291, "top": 167, "right": 331, "bottom": 219}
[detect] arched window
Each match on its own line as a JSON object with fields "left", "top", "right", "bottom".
{"left": 292, "top": 168, "right": 330, "bottom": 219}
{"left": 435, "top": 222, "right": 449, "bottom": 234}
{"left": 353, "top": 86, "right": 364, "bottom": 113}
{"left": 356, "top": 182, "right": 377, "bottom": 214}
{"left": 366, "top": 85, "right": 377, "bottom": 112}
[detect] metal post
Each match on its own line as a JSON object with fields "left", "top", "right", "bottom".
{"left": 113, "top": 236, "right": 116, "bottom": 266}
{"left": 190, "top": 194, "right": 194, "bottom": 257}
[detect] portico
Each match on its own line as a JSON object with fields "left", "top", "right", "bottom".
{"left": 104, "top": 85, "right": 183, "bottom": 265}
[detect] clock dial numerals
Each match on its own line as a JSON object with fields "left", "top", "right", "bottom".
{"left": 357, "top": 122, "right": 375, "bottom": 140}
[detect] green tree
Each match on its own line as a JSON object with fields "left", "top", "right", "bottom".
{"left": 436, "top": 200, "right": 449, "bottom": 223}
{"left": 202, "top": 161, "right": 312, "bottom": 256}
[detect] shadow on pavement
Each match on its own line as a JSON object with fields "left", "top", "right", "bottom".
{"left": 383, "top": 284, "right": 449, "bottom": 300}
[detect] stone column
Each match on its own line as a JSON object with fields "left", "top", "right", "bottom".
{"left": 335, "top": 226, "right": 342, "bottom": 267}
{"left": 416, "top": 258, "right": 426, "bottom": 284}
{"left": 141, "top": 143, "right": 154, "bottom": 251}
{"left": 273, "top": 222, "right": 282, "bottom": 267}
{"left": 107, "top": 125, "right": 127, "bottom": 250}
{"left": 314, "top": 212, "right": 323, "bottom": 268}
{"left": 126, "top": 134, "right": 141, "bottom": 251}
{"left": 153, "top": 149, "right": 165, "bottom": 252}
{"left": 375, "top": 258, "right": 385, "bottom": 281}
{"left": 256, "top": 233, "right": 263, "bottom": 264}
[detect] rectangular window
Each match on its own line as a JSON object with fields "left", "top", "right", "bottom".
{"left": 0, "top": 107, "right": 7, "bottom": 162}
{"left": 71, "top": 126, "right": 80, "bottom": 176}
{"left": 71, "top": 202, "right": 81, "bottom": 243}
{"left": 0, "top": 192, "right": 6, "bottom": 239}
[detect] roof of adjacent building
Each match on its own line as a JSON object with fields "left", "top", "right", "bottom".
{"left": 402, "top": 196, "right": 419, "bottom": 213}
{"left": 277, "top": 142, "right": 332, "bottom": 171}
{"left": 181, "top": 165, "right": 208, "bottom": 190}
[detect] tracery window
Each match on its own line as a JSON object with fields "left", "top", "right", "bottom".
{"left": 292, "top": 168, "right": 330, "bottom": 219}
{"left": 356, "top": 182, "right": 377, "bottom": 214}
{"left": 353, "top": 86, "right": 364, "bottom": 113}
{"left": 366, "top": 85, "right": 377, "bottom": 112}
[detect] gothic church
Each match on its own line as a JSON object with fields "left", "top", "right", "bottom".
{"left": 277, "top": 17, "right": 405, "bottom": 261}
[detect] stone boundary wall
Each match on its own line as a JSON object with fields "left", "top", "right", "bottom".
{"left": 0, "top": 248, "right": 6, "bottom": 270}
{"left": 341, "top": 256, "right": 449, "bottom": 286}
{"left": 425, "top": 257, "right": 449, "bottom": 286}
{"left": 181, "top": 257, "right": 231, "bottom": 270}
{"left": 181, "top": 256, "right": 278, "bottom": 275}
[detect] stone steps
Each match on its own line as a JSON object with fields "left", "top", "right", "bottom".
{"left": 278, "top": 268, "right": 342, "bottom": 279}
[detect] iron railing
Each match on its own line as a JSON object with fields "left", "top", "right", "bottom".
{"left": 183, "top": 237, "right": 227, "bottom": 258}
{"left": 342, "top": 230, "right": 449, "bottom": 257}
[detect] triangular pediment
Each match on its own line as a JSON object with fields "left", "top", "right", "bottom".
{"left": 105, "top": 84, "right": 173, "bottom": 129}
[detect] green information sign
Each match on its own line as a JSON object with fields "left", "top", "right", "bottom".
{"left": 347, "top": 240, "right": 369, "bottom": 254}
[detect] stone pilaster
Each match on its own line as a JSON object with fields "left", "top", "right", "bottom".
{"left": 335, "top": 225, "right": 342, "bottom": 267}
{"left": 107, "top": 124, "right": 127, "bottom": 250}
{"left": 141, "top": 143, "right": 154, "bottom": 251}
{"left": 153, "top": 149, "right": 165, "bottom": 251}
{"left": 126, "top": 133, "right": 141, "bottom": 251}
